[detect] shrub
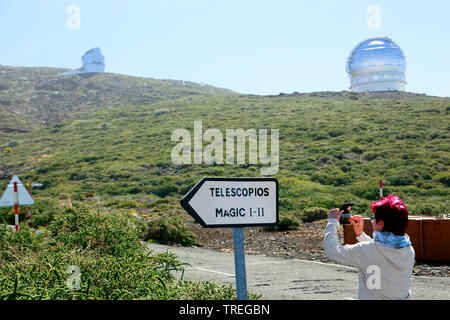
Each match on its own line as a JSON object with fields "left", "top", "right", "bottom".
{"left": 48, "top": 204, "right": 142, "bottom": 256}
{"left": 389, "top": 174, "right": 415, "bottom": 186}
{"left": 30, "top": 211, "right": 55, "bottom": 227}
{"left": 329, "top": 129, "right": 345, "bottom": 137}
{"left": 435, "top": 172, "right": 450, "bottom": 187}
{"left": 169, "top": 280, "right": 260, "bottom": 300}
{"left": 104, "top": 199, "right": 143, "bottom": 209}
{"left": 311, "top": 172, "right": 351, "bottom": 186}
{"left": 395, "top": 132, "right": 421, "bottom": 140}
{"left": 7, "top": 141, "right": 18, "bottom": 147}
{"left": 350, "top": 185, "right": 391, "bottom": 201}
{"left": 152, "top": 183, "right": 178, "bottom": 198}
{"left": 277, "top": 215, "right": 300, "bottom": 230}
{"left": 350, "top": 146, "right": 364, "bottom": 154}
{"left": 0, "top": 205, "right": 249, "bottom": 300}
{"left": 0, "top": 224, "right": 47, "bottom": 264}
{"left": 143, "top": 214, "right": 197, "bottom": 246}
{"left": 361, "top": 151, "right": 378, "bottom": 161}
{"left": 154, "top": 109, "right": 169, "bottom": 116}
{"left": 408, "top": 202, "right": 444, "bottom": 216}
{"left": 300, "top": 207, "right": 328, "bottom": 223}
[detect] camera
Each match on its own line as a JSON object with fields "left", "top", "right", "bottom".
{"left": 339, "top": 202, "right": 354, "bottom": 224}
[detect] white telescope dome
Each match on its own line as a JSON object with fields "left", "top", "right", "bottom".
{"left": 346, "top": 37, "right": 406, "bottom": 92}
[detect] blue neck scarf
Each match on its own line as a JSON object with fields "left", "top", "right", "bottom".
{"left": 373, "top": 231, "right": 411, "bottom": 249}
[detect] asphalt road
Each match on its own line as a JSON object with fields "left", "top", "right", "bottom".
{"left": 145, "top": 242, "right": 450, "bottom": 300}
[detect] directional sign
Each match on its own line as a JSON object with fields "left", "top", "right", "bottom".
{"left": 31, "top": 183, "right": 44, "bottom": 188}
{"left": 0, "top": 176, "right": 35, "bottom": 207}
{"left": 180, "top": 177, "right": 278, "bottom": 228}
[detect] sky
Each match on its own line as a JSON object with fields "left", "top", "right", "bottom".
{"left": 0, "top": 0, "right": 449, "bottom": 96}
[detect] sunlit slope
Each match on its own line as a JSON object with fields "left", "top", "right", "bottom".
{"left": 1, "top": 88, "right": 448, "bottom": 215}
{"left": 0, "top": 65, "right": 235, "bottom": 134}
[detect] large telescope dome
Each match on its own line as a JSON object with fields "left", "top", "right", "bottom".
{"left": 346, "top": 37, "right": 406, "bottom": 92}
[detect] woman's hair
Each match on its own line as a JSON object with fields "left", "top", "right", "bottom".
{"left": 370, "top": 194, "right": 409, "bottom": 236}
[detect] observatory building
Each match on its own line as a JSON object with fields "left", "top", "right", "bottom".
{"left": 59, "top": 47, "right": 105, "bottom": 76}
{"left": 346, "top": 37, "right": 406, "bottom": 92}
{"left": 80, "top": 48, "right": 105, "bottom": 73}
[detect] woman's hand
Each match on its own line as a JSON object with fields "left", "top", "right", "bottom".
{"left": 349, "top": 215, "right": 364, "bottom": 237}
{"left": 328, "top": 208, "right": 342, "bottom": 221}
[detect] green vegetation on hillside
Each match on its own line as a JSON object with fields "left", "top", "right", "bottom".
{"left": 0, "top": 67, "right": 448, "bottom": 299}
{"left": 1, "top": 88, "right": 448, "bottom": 222}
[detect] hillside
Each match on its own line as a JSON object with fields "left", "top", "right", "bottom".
{"left": 0, "top": 65, "right": 235, "bottom": 134}
{"left": 0, "top": 65, "right": 448, "bottom": 224}
{"left": 0, "top": 66, "right": 449, "bottom": 298}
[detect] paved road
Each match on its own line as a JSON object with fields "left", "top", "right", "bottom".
{"left": 145, "top": 242, "right": 450, "bottom": 300}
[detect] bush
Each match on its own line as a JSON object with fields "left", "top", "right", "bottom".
{"left": 435, "top": 172, "right": 450, "bottom": 187}
{"left": 152, "top": 183, "right": 178, "bottom": 198}
{"left": 300, "top": 207, "right": 328, "bottom": 223}
{"left": 29, "top": 198, "right": 61, "bottom": 227}
{"left": 0, "top": 206, "right": 29, "bottom": 225}
{"left": 104, "top": 199, "right": 144, "bottom": 209}
{"left": 0, "top": 198, "right": 60, "bottom": 228}
{"left": 390, "top": 174, "right": 415, "bottom": 186}
{"left": 154, "top": 109, "right": 169, "bottom": 116}
{"left": 169, "top": 280, "right": 261, "bottom": 300}
{"left": 311, "top": 172, "right": 352, "bottom": 186}
{"left": 0, "top": 224, "right": 47, "bottom": 264}
{"left": 48, "top": 204, "right": 142, "bottom": 256}
{"left": 408, "top": 202, "right": 444, "bottom": 216}
{"left": 0, "top": 205, "right": 249, "bottom": 300}
{"left": 143, "top": 214, "right": 197, "bottom": 246}
{"left": 277, "top": 215, "right": 300, "bottom": 231}
{"left": 361, "top": 151, "right": 378, "bottom": 161}
{"left": 350, "top": 185, "right": 391, "bottom": 201}
{"left": 7, "top": 141, "right": 18, "bottom": 147}
{"left": 30, "top": 211, "right": 55, "bottom": 227}
{"left": 350, "top": 146, "right": 364, "bottom": 154}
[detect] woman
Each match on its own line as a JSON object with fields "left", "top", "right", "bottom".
{"left": 324, "top": 194, "right": 415, "bottom": 300}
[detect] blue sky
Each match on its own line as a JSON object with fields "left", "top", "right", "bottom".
{"left": 0, "top": 0, "right": 449, "bottom": 96}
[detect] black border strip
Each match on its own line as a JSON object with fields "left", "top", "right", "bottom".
{"left": 180, "top": 177, "right": 279, "bottom": 228}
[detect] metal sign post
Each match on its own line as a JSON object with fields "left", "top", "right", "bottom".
{"left": 180, "top": 177, "right": 278, "bottom": 300}
{"left": 233, "top": 227, "right": 248, "bottom": 300}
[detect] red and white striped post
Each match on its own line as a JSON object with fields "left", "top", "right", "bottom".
{"left": 379, "top": 179, "right": 383, "bottom": 199}
{"left": 27, "top": 179, "right": 32, "bottom": 220}
{"left": 14, "top": 181, "right": 19, "bottom": 232}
